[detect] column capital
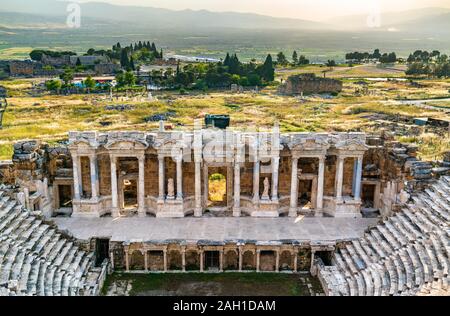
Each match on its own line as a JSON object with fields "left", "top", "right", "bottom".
{"left": 319, "top": 156, "right": 326, "bottom": 163}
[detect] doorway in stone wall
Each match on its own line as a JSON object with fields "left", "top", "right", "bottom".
{"left": 123, "top": 178, "right": 138, "bottom": 209}
{"left": 95, "top": 238, "right": 110, "bottom": 267}
{"left": 58, "top": 184, "right": 73, "bottom": 208}
{"left": 298, "top": 179, "right": 313, "bottom": 210}
{"left": 205, "top": 251, "right": 220, "bottom": 271}
{"left": 208, "top": 173, "right": 227, "bottom": 207}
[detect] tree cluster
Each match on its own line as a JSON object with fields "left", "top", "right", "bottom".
{"left": 345, "top": 49, "right": 396, "bottom": 63}
{"left": 406, "top": 50, "right": 450, "bottom": 78}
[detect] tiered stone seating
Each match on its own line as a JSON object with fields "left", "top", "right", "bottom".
{"left": 318, "top": 176, "right": 450, "bottom": 296}
{"left": 0, "top": 190, "right": 108, "bottom": 296}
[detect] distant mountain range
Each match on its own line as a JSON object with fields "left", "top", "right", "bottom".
{"left": 0, "top": 0, "right": 326, "bottom": 30}
{"left": 0, "top": 0, "right": 449, "bottom": 34}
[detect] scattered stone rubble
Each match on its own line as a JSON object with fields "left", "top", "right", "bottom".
{"left": 278, "top": 74, "right": 343, "bottom": 95}
{"left": 0, "top": 185, "right": 108, "bottom": 296}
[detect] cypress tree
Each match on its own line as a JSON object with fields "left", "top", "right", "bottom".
{"left": 120, "top": 49, "right": 130, "bottom": 69}
{"left": 130, "top": 56, "right": 135, "bottom": 71}
{"left": 261, "top": 54, "right": 275, "bottom": 82}
{"left": 224, "top": 53, "right": 231, "bottom": 67}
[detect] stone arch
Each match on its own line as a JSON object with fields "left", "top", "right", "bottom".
{"left": 147, "top": 251, "right": 164, "bottom": 271}
{"left": 280, "top": 250, "right": 293, "bottom": 271}
{"left": 168, "top": 251, "right": 182, "bottom": 270}
{"left": 260, "top": 251, "right": 276, "bottom": 272}
{"left": 186, "top": 250, "right": 200, "bottom": 271}
{"left": 224, "top": 250, "right": 238, "bottom": 271}
{"left": 130, "top": 250, "right": 144, "bottom": 270}
{"left": 242, "top": 250, "right": 256, "bottom": 271}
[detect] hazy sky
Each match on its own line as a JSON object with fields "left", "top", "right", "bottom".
{"left": 77, "top": 0, "right": 450, "bottom": 21}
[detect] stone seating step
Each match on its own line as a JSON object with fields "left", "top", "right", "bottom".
{"left": 361, "top": 270, "right": 373, "bottom": 296}
{"left": 359, "top": 238, "right": 380, "bottom": 261}
{"left": 53, "top": 270, "right": 64, "bottom": 296}
{"left": 419, "top": 239, "right": 442, "bottom": 279}
{"left": 346, "top": 243, "right": 366, "bottom": 270}
{"left": 25, "top": 224, "right": 50, "bottom": 251}
{"left": 355, "top": 272, "right": 366, "bottom": 296}
{"left": 18, "top": 254, "right": 35, "bottom": 293}
{"left": 393, "top": 255, "right": 406, "bottom": 294}
{"left": 399, "top": 248, "right": 414, "bottom": 289}
{"left": 36, "top": 261, "right": 49, "bottom": 296}
{"left": 365, "top": 234, "right": 387, "bottom": 259}
{"left": 430, "top": 234, "right": 449, "bottom": 277}
{"left": 1, "top": 212, "right": 30, "bottom": 238}
{"left": 370, "top": 229, "right": 394, "bottom": 255}
{"left": 68, "top": 251, "right": 85, "bottom": 273}
{"left": 8, "top": 217, "right": 34, "bottom": 239}
{"left": 393, "top": 214, "right": 422, "bottom": 241}
{"left": 44, "top": 238, "right": 65, "bottom": 262}
{"left": 351, "top": 240, "right": 372, "bottom": 267}
{"left": 32, "top": 229, "right": 56, "bottom": 254}
{"left": 377, "top": 225, "right": 402, "bottom": 250}
{"left": 384, "top": 219, "right": 408, "bottom": 246}
{"left": 0, "top": 199, "right": 14, "bottom": 215}
{"left": 341, "top": 248, "right": 360, "bottom": 274}
{"left": 404, "top": 207, "right": 432, "bottom": 234}
{"left": 61, "top": 247, "right": 78, "bottom": 271}
{"left": 19, "top": 220, "right": 43, "bottom": 244}
{"left": 425, "top": 190, "right": 450, "bottom": 218}
{"left": 421, "top": 195, "right": 450, "bottom": 223}
{"left": 0, "top": 243, "right": 20, "bottom": 285}
{"left": 26, "top": 259, "right": 41, "bottom": 295}
{"left": 53, "top": 242, "right": 74, "bottom": 267}
{"left": 406, "top": 245, "right": 424, "bottom": 288}
{"left": 414, "top": 243, "right": 433, "bottom": 284}
{"left": 44, "top": 266, "right": 56, "bottom": 296}
{"left": 61, "top": 273, "right": 71, "bottom": 296}
{"left": 0, "top": 207, "right": 23, "bottom": 233}
{"left": 368, "top": 266, "right": 382, "bottom": 296}
{"left": 10, "top": 248, "right": 26, "bottom": 281}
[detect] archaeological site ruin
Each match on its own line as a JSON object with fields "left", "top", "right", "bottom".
{"left": 0, "top": 126, "right": 448, "bottom": 296}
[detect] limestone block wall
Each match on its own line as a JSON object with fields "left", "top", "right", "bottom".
{"left": 144, "top": 155, "right": 158, "bottom": 196}
{"left": 98, "top": 154, "right": 111, "bottom": 196}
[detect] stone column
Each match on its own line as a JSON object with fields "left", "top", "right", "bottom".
{"left": 317, "top": 157, "right": 325, "bottom": 210}
{"left": 335, "top": 156, "right": 344, "bottom": 202}
{"left": 72, "top": 155, "right": 81, "bottom": 200}
{"left": 194, "top": 161, "right": 202, "bottom": 217}
{"left": 233, "top": 162, "right": 241, "bottom": 217}
{"left": 256, "top": 250, "right": 261, "bottom": 272}
{"left": 253, "top": 160, "right": 260, "bottom": 204}
{"left": 238, "top": 247, "right": 243, "bottom": 272}
{"left": 271, "top": 157, "right": 279, "bottom": 202}
{"left": 110, "top": 251, "right": 115, "bottom": 270}
{"left": 182, "top": 247, "right": 186, "bottom": 272}
{"left": 89, "top": 154, "right": 99, "bottom": 200}
{"left": 176, "top": 156, "right": 183, "bottom": 201}
{"left": 289, "top": 157, "right": 299, "bottom": 217}
{"left": 138, "top": 155, "right": 146, "bottom": 217}
{"left": 200, "top": 250, "right": 204, "bottom": 272}
{"left": 158, "top": 156, "right": 165, "bottom": 202}
{"left": 163, "top": 249, "right": 168, "bottom": 272}
{"left": 354, "top": 156, "right": 363, "bottom": 202}
{"left": 294, "top": 251, "right": 298, "bottom": 273}
{"left": 125, "top": 251, "right": 130, "bottom": 272}
{"left": 310, "top": 251, "right": 316, "bottom": 272}
{"left": 110, "top": 155, "right": 119, "bottom": 217}
{"left": 144, "top": 251, "right": 148, "bottom": 272}
{"left": 219, "top": 250, "right": 224, "bottom": 272}
{"left": 275, "top": 250, "right": 280, "bottom": 272}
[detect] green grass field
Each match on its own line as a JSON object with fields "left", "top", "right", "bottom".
{"left": 0, "top": 65, "right": 449, "bottom": 161}
{"left": 102, "top": 273, "right": 323, "bottom": 296}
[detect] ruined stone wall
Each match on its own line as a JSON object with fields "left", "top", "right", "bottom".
{"left": 183, "top": 161, "right": 196, "bottom": 196}
{"left": 278, "top": 74, "right": 343, "bottom": 95}
{"left": 80, "top": 156, "right": 92, "bottom": 197}
{"left": 98, "top": 154, "right": 111, "bottom": 196}
{"left": 144, "top": 155, "right": 158, "bottom": 196}
{"left": 278, "top": 156, "right": 291, "bottom": 196}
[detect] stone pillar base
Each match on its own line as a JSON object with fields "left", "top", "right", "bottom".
{"left": 288, "top": 207, "right": 298, "bottom": 217}
{"left": 138, "top": 209, "right": 146, "bottom": 218}
{"left": 233, "top": 208, "right": 241, "bottom": 217}
{"left": 111, "top": 208, "right": 120, "bottom": 218}
{"left": 194, "top": 208, "right": 203, "bottom": 217}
